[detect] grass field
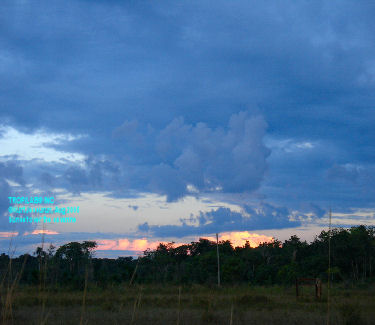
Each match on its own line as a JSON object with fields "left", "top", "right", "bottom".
{"left": 1, "top": 283, "right": 374, "bottom": 324}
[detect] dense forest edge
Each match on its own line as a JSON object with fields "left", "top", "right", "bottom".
{"left": 1, "top": 225, "right": 374, "bottom": 289}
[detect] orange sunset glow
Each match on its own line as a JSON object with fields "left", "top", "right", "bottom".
{"left": 204, "top": 231, "right": 274, "bottom": 248}
{"left": 22, "top": 230, "right": 60, "bottom": 236}
{"left": 96, "top": 231, "right": 274, "bottom": 252}
{"left": 0, "top": 231, "right": 19, "bottom": 238}
{"left": 97, "top": 238, "right": 160, "bottom": 252}
{"left": 31, "top": 230, "right": 59, "bottom": 235}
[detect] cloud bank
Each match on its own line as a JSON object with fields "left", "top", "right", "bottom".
{"left": 138, "top": 203, "right": 301, "bottom": 237}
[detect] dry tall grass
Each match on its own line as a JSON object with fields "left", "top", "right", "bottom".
{"left": 1, "top": 283, "right": 374, "bottom": 324}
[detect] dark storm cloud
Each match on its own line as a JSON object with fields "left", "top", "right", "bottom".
{"left": 114, "top": 111, "right": 270, "bottom": 201}
{"left": 327, "top": 164, "right": 360, "bottom": 183}
{"left": 23, "top": 110, "right": 270, "bottom": 201}
{"left": 0, "top": 0, "right": 375, "bottom": 215}
{"left": 128, "top": 205, "right": 138, "bottom": 211}
{"left": 2, "top": 1, "right": 375, "bottom": 138}
{"left": 262, "top": 139, "right": 375, "bottom": 210}
{"left": 0, "top": 161, "right": 24, "bottom": 186}
{"left": 0, "top": 161, "right": 33, "bottom": 233}
{"left": 309, "top": 203, "right": 326, "bottom": 219}
{"left": 138, "top": 203, "right": 301, "bottom": 237}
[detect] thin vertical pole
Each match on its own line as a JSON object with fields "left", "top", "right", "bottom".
{"left": 216, "top": 233, "right": 221, "bottom": 287}
{"left": 177, "top": 286, "right": 181, "bottom": 325}
{"left": 129, "top": 256, "right": 139, "bottom": 286}
{"left": 327, "top": 208, "right": 332, "bottom": 325}
{"left": 296, "top": 278, "right": 299, "bottom": 298}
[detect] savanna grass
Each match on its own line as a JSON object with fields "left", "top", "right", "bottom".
{"left": 3, "top": 283, "right": 374, "bottom": 324}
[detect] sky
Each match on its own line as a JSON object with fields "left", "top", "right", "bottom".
{"left": 1, "top": 0, "right": 375, "bottom": 257}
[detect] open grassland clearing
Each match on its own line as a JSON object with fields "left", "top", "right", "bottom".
{"left": 1, "top": 284, "right": 375, "bottom": 324}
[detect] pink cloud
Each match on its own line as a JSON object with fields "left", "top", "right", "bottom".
{"left": 0, "top": 231, "right": 18, "bottom": 238}
{"left": 96, "top": 232, "right": 273, "bottom": 253}
{"left": 203, "top": 231, "right": 274, "bottom": 248}
{"left": 23, "top": 230, "right": 59, "bottom": 235}
{"left": 96, "top": 238, "right": 161, "bottom": 252}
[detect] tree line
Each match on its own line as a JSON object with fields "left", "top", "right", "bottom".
{"left": 1, "top": 225, "right": 374, "bottom": 289}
